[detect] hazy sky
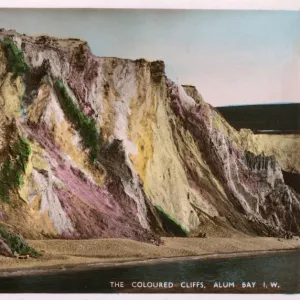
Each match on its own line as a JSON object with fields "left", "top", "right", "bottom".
{"left": 0, "top": 9, "right": 299, "bottom": 106}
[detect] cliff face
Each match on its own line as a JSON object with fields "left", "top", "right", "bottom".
{"left": 0, "top": 30, "right": 299, "bottom": 245}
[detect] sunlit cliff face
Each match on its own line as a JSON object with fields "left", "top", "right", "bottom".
{"left": 0, "top": 30, "right": 299, "bottom": 247}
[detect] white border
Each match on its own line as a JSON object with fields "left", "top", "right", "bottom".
{"left": 0, "top": 0, "right": 299, "bottom": 10}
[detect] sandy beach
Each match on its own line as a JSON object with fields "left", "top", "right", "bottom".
{"left": 0, "top": 236, "right": 299, "bottom": 276}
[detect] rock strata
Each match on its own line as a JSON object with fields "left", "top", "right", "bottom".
{"left": 0, "top": 30, "right": 299, "bottom": 247}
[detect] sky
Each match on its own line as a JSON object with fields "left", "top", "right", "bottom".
{"left": 0, "top": 9, "right": 299, "bottom": 106}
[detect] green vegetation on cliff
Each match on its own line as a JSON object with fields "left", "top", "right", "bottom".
{"left": 156, "top": 205, "right": 188, "bottom": 236}
{"left": 0, "top": 226, "right": 41, "bottom": 257}
{"left": 1, "top": 37, "right": 30, "bottom": 79}
{"left": 55, "top": 79, "right": 100, "bottom": 162}
{"left": 0, "top": 136, "right": 31, "bottom": 203}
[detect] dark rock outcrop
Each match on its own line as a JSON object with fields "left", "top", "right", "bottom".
{"left": 150, "top": 60, "right": 165, "bottom": 83}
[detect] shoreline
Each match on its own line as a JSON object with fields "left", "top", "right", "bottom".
{"left": 0, "top": 248, "right": 299, "bottom": 278}
{"left": 0, "top": 238, "right": 300, "bottom": 278}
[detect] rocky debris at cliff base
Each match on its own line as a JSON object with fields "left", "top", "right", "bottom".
{"left": 197, "top": 232, "right": 207, "bottom": 238}
{"left": 15, "top": 254, "right": 30, "bottom": 259}
{"left": 282, "top": 232, "right": 293, "bottom": 240}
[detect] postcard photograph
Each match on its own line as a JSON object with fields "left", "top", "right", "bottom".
{"left": 0, "top": 7, "right": 299, "bottom": 294}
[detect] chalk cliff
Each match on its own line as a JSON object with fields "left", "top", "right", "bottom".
{"left": 0, "top": 30, "right": 299, "bottom": 253}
